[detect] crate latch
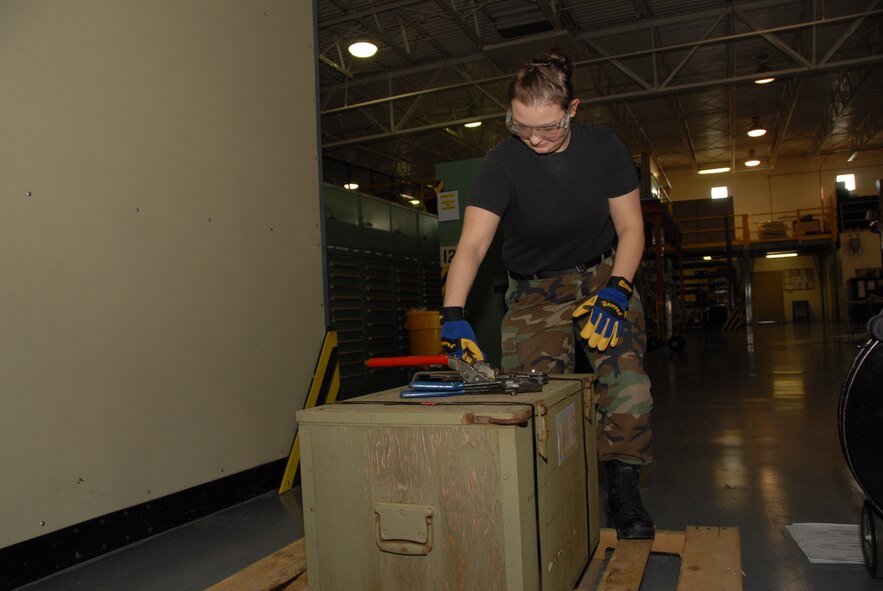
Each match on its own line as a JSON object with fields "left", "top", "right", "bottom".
{"left": 536, "top": 403, "right": 549, "bottom": 461}
{"left": 375, "top": 502, "right": 434, "bottom": 556}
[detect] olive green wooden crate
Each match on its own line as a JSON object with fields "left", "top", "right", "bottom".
{"left": 297, "top": 374, "right": 599, "bottom": 590}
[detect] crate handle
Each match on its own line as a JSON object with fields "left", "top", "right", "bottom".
{"left": 462, "top": 410, "right": 531, "bottom": 426}
{"left": 374, "top": 503, "right": 434, "bottom": 556}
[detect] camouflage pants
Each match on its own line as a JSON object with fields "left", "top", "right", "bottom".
{"left": 500, "top": 256, "right": 653, "bottom": 465}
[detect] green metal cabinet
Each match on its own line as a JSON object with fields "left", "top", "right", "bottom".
{"left": 324, "top": 188, "right": 361, "bottom": 249}
{"left": 390, "top": 207, "right": 420, "bottom": 259}
{"left": 323, "top": 184, "right": 442, "bottom": 398}
{"left": 418, "top": 211, "right": 439, "bottom": 263}
{"left": 298, "top": 375, "right": 600, "bottom": 590}
{"left": 360, "top": 196, "right": 393, "bottom": 254}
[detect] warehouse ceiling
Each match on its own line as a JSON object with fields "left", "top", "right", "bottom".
{"left": 316, "top": 0, "right": 883, "bottom": 201}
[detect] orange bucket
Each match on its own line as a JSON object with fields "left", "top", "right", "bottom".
{"left": 404, "top": 310, "right": 443, "bottom": 356}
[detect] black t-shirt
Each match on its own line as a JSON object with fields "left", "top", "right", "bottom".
{"left": 468, "top": 123, "right": 639, "bottom": 276}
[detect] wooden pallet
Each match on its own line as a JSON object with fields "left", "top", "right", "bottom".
{"left": 577, "top": 526, "right": 743, "bottom": 591}
{"left": 204, "top": 538, "right": 307, "bottom": 591}
{"left": 204, "top": 526, "right": 741, "bottom": 591}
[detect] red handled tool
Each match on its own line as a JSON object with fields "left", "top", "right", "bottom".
{"left": 365, "top": 355, "right": 449, "bottom": 368}
{"left": 366, "top": 355, "right": 497, "bottom": 382}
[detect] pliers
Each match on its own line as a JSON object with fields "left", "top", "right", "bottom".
{"left": 365, "top": 355, "right": 548, "bottom": 398}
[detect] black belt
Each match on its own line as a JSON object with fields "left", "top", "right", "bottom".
{"left": 508, "top": 246, "right": 615, "bottom": 281}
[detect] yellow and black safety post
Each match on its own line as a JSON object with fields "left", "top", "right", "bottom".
{"left": 722, "top": 308, "right": 743, "bottom": 331}
{"left": 278, "top": 330, "right": 340, "bottom": 494}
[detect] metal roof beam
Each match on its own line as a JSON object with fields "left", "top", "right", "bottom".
{"left": 323, "top": 54, "right": 489, "bottom": 94}
{"left": 323, "top": 0, "right": 418, "bottom": 67}
{"left": 769, "top": 78, "right": 802, "bottom": 168}
{"left": 322, "top": 9, "right": 883, "bottom": 114}
{"left": 582, "top": 39, "right": 654, "bottom": 91}
{"left": 820, "top": 0, "right": 882, "bottom": 65}
{"left": 581, "top": 0, "right": 807, "bottom": 39}
{"left": 392, "top": 66, "right": 447, "bottom": 131}
{"left": 811, "top": 66, "right": 876, "bottom": 155}
{"left": 319, "top": 0, "right": 425, "bottom": 29}
{"left": 851, "top": 96, "right": 883, "bottom": 147}
{"left": 733, "top": 9, "right": 813, "bottom": 69}
{"left": 321, "top": 53, "right": 883, "bottom": 127}
{"left": 431, "top": 0, "right": 484, "bottom": 46}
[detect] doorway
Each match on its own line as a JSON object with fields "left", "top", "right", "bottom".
{"left": 752, "top": 270, "right": 785, "bottom": 322}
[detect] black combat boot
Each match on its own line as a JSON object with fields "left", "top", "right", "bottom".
{"left": 606, "top": 459, "right": 656, "bottom": 539}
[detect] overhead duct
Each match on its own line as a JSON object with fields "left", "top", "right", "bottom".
{"left": 493, "top": 6, "right": 553, "bottom": 39}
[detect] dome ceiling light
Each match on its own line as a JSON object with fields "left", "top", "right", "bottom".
{"left": 348, "top": 40, "right": 378, "bottom": 58}
{"left": 747, "top": 116, "right": 767, "bottom": 138}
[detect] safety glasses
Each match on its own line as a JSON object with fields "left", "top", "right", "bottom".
{"left": 505, "top": 110, "right": 571, "bottom": 140}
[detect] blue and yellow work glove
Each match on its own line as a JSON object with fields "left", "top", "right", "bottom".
{"left": 572, "top": 276, "right": 634, "bottom": 351}
{"left": 440, "top": 306, "right": 485, "bottom": 364}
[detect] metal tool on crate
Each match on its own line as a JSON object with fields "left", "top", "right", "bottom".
{"left": 364, "top": 354, "right": 548, "bottom": 398}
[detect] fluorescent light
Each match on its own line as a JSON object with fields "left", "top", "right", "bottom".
{"left": 464, "top": 121, "right": 482, "bottom": 128}
{"left": 702, "top": 256, "right": 712, "bottom": 261}
{"left": 409, "top": 199, "right": 421, "bottom": 206}
{"left": 754, "top": 76, "right": 775, "bottom": 85}
{"left": 343, "top": 182, "right": 359, "bottom": 190}
{"left": 348, "top": 41, "right": 378, "bottom": 58}
{"left": 699, "top": 167, "right": 731, "bottom": 175}
{"left": 766, "top": 252, "right": 798, "bottom": 259}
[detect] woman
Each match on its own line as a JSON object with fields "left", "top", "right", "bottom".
{"left": 440, "top": 48, "right": 655, "bottom": 540}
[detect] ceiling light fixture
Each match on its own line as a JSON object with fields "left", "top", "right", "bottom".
{"left": 343, "top": 182, "right": 359, "bottom": 190}
{"left": 464, "top": 121, "right": 482, "bottom": 128}
{"left": 698, "top": 166, "right": 731, "bottom": 175}
{"left": 747, "top": 116, "right": 767, "bottom": 138}
{"left": 766, "top": 251, "right": 798, "bottom": 259}
{"left": 745, "top": 149, "right": 761, "bottom": 167}
{"left": 754, "top": 55, "right": 776, "bottom": 84}
{"left": 348, "top": 40, "right": 378, "bottom": 58}
{"left": 702, "top": 256, "right": 712, "bottom": 261}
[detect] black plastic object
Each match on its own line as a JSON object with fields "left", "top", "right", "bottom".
{"left": 839, "top": 337, "right": 883, "bottom": 515}
{"left": 862, "top": 500, "right": 883, "bottom": 578}
{"left": 870, "top": 315, "right": 883, "bottom": 342}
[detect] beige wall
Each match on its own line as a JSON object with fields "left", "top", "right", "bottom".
{"left": 664, "top": 151, "right": 883, "bottom": 321}
{"left": 0, "top": 1, "right": 324, "bottom": 547}
{"left": 840, "top": 231, "right": 883, "bottom": 279}
{"left": 665, "top": 150, "right": 883, "bottom": 212}
{"left": 752, "top": 256, "right": 824, "bottom": 322}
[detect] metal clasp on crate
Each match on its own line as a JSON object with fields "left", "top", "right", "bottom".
{"left": 536, "top": 403, "right": 549, "bottom": 461}
{"left": 374, "top": 502, "right": 435, "bottom": 556}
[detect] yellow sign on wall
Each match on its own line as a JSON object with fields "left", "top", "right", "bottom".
{"left": 436, "top": 190, "right": 460, "bottom": 222}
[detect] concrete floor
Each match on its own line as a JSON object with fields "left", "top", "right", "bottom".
{"left": 19, "top": 321, "right": 882, "bottom": 590}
